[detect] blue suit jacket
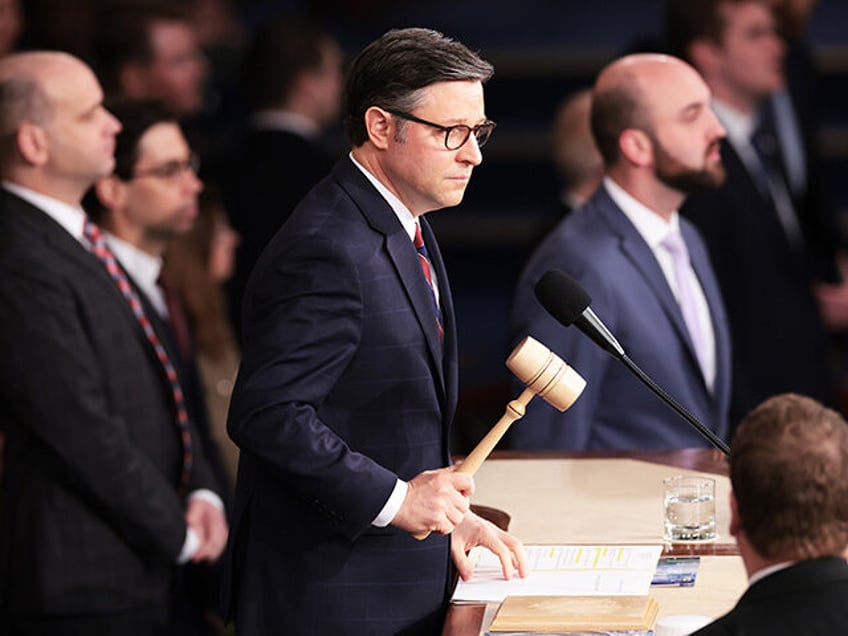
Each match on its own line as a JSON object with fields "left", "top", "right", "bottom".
{"left": 222, "top": 158, "right": 459, "bottom": 635}
{"left": 510, "top": 186, "right": 731, "bottom": 450}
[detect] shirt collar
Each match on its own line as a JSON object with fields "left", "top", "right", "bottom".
{"left": 2, "top": 181, "right": 87, "bottom": 243}
{"left": 103, "top": 231, "right": 163, "bottom": 289}
{"left": 748, "top": 561, "right": 796, "bottom": 587}
{"left": 251, "top": 110, "right": 321, "bottom": 139}
{"left": 349, "top": 152, "right": 417, "bottom": 241}
{"left": 603, "top": 176, "right": 680, "bottom": 249}
{"left": 711, "top": 98, "right": 757, "bottom": 148}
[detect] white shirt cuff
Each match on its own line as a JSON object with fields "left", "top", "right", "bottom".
{"left": 177, "top": 527, "right": 200, "bottom": 564}
{"left": 176, "top": 489, "right": 225, "bottom": 563}
{"left": 188, "top": 488, "right": 225, "bottom": 512}
{"left": 372, "top": 478, "right": 408, "bottom": 527}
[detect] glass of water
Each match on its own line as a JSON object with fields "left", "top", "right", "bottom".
{"left": 663, "top": 475, "right": 716, "bottom": 542}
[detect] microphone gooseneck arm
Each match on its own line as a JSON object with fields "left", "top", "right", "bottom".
{"left": 620, "top": 353, "right": 730, "bottom": 455}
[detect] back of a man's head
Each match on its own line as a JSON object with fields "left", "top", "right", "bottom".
{"left": 731, "top": 393, "right": 848, "bottom": 561}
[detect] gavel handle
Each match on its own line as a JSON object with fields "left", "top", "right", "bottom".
{"left": 412, "top": 387, "right": 536, "bottom": 540}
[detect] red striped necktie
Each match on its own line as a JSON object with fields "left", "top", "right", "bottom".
{"left": 414, "top": 222, "right": 443, "bottom": 342}
{"left": 84, "top": 220, "right": 193, "bottom": 495}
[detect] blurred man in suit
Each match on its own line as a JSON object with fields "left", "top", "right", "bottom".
{"left": 83, "top": 98, "right": 229, "bottom": 635}
{"left": 222, "top": 28, "right": 527, "bottom": 635}
{"left": 223, "top": 16, "right": 343, "bottom": 336}
{"left": 668, "top": 0, "right": 842, "bottom": 426}
{"left": 0, "top": 51, "right": 225, "bottom": 636}
{"left": 692, "top": 393, "right": 848, "bottom": 635}
{"left": 511, "top": 53, "right": 731, "bottom": 450}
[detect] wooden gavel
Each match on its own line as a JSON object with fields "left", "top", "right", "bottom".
{"left": 413, "top": 336, "right": 586, "bottom": 539}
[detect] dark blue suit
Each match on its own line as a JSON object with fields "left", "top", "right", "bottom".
{"left": 510, "top": 185, "right": 731, "bottom": 450}
{"left": 222, "top": 158, "right": 459, "bottom": 635}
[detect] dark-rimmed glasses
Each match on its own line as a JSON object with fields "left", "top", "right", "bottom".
{"left": 385, "top": 109, "right": 496, "bottom": 150}
{"left": 132, "top": 153, "right": 200, "bottom": 181}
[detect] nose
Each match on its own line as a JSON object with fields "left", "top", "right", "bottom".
{"left": 458, "top": 134, "right": 483, "bottom": 166}
{"left": 105, "top": 109, "right": 122, "bottom": 135}
{"left": 184, "top": 168, "right": 203, "bottom": 194}
{"left": 707, "top": 107, "right": 726, "bottom": 141}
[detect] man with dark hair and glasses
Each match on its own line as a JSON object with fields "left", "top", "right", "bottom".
{"left": 222, "top": 27, "right": 527, "bottom": 635}
{"left": 83, "top": 97, "right": 230, "bottom": 635}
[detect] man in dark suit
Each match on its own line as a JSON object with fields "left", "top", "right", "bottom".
{"left": 0, "top": 52, "right": 226, "bottom": 635}
{"left": 668, "top": 0, "right": 842, "bottom": 426}
{"left": 222, "top": 28, "right": 527, "bottom": 635}
{"left": 692, "top": 393, "right": 848, "bottom": 635}
{"left": 83, "top": 98, "right": 229, "bottom": 634}
{"left": 222, "top": 16, "right": 343, "bottom": 337}
{"left": 510, "top": 53, "right": 732, "bottom": 450}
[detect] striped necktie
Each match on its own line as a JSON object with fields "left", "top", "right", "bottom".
{"left": 414, "top": 222, "right": 443, "bottom": 341}
{"left": 84, "top": 220, "right": 193, "bottom": 495}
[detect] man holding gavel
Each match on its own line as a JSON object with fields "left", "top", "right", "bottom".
{"left": 222, "top": 27, "right": 527, "bottom": 635}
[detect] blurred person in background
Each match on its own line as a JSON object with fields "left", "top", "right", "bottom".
{"left": 222, "top": 15, "right": 344, "bottom": 336}
{"left": 94, "top": 1, "right": 208, "bottom": 119}
{"left": 552, "top": 87, "right": 604, "bottom": 216}
{"left": 163, "top": 187, "right": 241, "bottom": 489}
{"left": 669, "top": 0, "right": 844, "bottom": 428}
{"left": 83, "top": 97, "right": 229, "bottom": 635}
{"left": 0, "top": 0, "right": 20, "bottom": 58}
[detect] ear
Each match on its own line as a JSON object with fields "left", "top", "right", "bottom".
{"left": 729, "top": 490, "right": 740, "bottom": 537}
{"left": 16, "top": 122, "right": 49, "bottom": 166}
{"left": 363, "top": 106, "right": 393, "bottom": 150}
{"left": 618, "top": 128, "right": 653, "bottom": 167}
{"left": 93, "top": 175, "right": 127, "bottom": 212}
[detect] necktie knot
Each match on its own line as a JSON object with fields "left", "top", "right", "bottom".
{"left": 661, "top": 230, "right": 690, "bottom": 264}
{"left": 413, "top": 222, "right": 443, "bottom": 342}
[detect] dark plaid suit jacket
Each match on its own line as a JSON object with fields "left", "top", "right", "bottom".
{"left": 222, "top": 157, "right": 459, "bottom": 635}
{"left": 0, "top": 189, "right": 216, "bottom": 621}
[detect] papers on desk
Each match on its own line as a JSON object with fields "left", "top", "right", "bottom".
{"left": 452, "top": 545, "right": 663, "bottom": 604}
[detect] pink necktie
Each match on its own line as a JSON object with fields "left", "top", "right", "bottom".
{"left": 414, "top": 223, "right": 443, "bottom": 342}
{"left": 662, "top": 231, "right": 709, "bottom": 379}
{"left": 84, "top": 220, "right": 193, "bottom": 495}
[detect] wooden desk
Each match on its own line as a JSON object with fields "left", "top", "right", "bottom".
{"left": 443, "top": 449, "right": 746, "bottom": 636}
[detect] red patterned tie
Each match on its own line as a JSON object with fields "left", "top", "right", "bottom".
{"left": 84, "top": 220, "right": 193, "bottom": 495}
{"left": 414, "top": 223, "right": 443, "bottom": 341}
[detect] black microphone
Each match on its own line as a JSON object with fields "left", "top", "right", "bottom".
{"left": 534, "top": 269, "right": 730, "bottom": 455}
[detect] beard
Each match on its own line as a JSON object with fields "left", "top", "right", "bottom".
{"left": 652, "top": 137, "right": 726, "bottom": 193}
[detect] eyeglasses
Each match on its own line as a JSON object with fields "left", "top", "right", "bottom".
{"left": 385, "top": 109, "right": 496, "bottom": 150}
{"left": 132, "top": 153, "right": 200, "bottom": 181}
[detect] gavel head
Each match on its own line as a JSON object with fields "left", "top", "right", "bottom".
{"left": 506, "top": 336, "right": 586, "bottom": 412}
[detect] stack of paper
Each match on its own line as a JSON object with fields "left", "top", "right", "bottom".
{"left": 452, "top": 545, "right": 663, "bottom": 604}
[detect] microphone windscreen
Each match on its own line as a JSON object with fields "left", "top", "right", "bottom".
{"left": 534, "top": 270, "right": 592, "bottom": 327}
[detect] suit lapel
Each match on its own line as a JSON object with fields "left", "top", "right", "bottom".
{"left": 332, "top": 159, "right": 447, "bottom": 400}
{"left": 5, "top": 193, "right": 168, "bottom": 369}
{"left": 598, "top": 193, "right": 708, "bottom": 389}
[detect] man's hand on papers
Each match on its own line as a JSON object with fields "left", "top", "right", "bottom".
{"left": 451, "top": 512, "right": 529, "bottom": 582}
{"left": 392, "top": 467, "right": 474, "bottom": 536}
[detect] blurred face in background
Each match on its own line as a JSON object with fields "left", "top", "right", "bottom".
{"left": 715, "top": 1, "right": 786, "bottom": 101}
{"left": 0, "top": 0, "right": 21, "bottom": 57}
{"left": 141, "top": 19, "right": 208, "bottom": 115}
